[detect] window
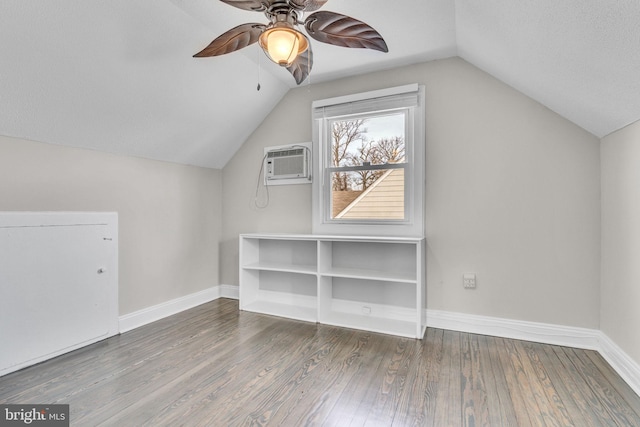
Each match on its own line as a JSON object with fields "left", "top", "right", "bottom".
{"left": 312, "top": 84, "right": 425, "bottom": 237}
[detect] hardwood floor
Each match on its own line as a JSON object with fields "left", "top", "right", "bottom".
{"left": 1, "top": 298, "right": 639, "bottom": 426}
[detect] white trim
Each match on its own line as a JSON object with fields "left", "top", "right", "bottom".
{"left": 597, "top": 331, "right": 640, "bottom": 397}
{"left": 427, "top": 310, "right": 601, "bottom": 349}
{"left": 0, "top": 211, "right": 115, "bottom": 227}
{"left": 119, "top": 287, "right": 220, "bottom": 333}
{"left": 331, "top": 299, "right": 415, "bottom": 323}
{"left": 312, "top": 84, "right": 419, "bottom": 109}
{"left": 220, "top": 284, "right": 239, "bottom": 300}
{"left": 427, "top": 309, "right": 640, "bottom": 396}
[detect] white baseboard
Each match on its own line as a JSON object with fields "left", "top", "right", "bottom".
{"left": 427, "top": 310, "right": 601, "bottom": 349}
{"left": 427, "top": 309, "right": 640, "bottom": 397}
{"left": 119, "top": 286, "right": 221, "bottom": 333}
{"left": 597, "top": 331, "right": 640, "bottom": 397}
{"left": 220, "top": 284, "right": 239, "bottom": 300}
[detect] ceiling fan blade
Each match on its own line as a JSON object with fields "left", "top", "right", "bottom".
{"left": 219, "top": 0, "right": 267, "bottom": 11}
{"left": 304, "top": 11, "right": 388, "bottom": 52}
{"left": 289, "top": 0, "right": 328, "bottom": 12}
{"left": 193, "top": 23, "right": 266, "bottom": 57}
{"left": 286, "top": 44, "right": 313, "bottom": 85}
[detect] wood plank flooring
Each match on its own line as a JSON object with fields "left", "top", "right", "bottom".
{"left": 1, "top": 298, "right": 639, "bottom": 426}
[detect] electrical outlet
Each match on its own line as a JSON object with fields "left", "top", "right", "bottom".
{"left": 463, "top": 273, "right": 476, "bottom": 289}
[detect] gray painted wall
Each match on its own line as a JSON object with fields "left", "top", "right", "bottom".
{"left": 222, "top": 57, "right": 601, "bottom": 329}
{"left": 0, "top": 56, "right": 610, "bottom": 354}
{"left": 601, "top": 120, "right": 640, "bottom": 365}
{"left": 0, "top": 135, "right": 222, "bottom": 315}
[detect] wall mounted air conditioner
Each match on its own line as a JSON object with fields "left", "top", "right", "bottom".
{"left": 264, "top": 143, "right": 312, "bottom": 185}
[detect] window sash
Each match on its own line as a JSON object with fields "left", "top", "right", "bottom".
{"left": 327, "top": 162, "right": 406, "bottom": 173}
{"left": 322, "top": 109, "right": 411, "bottom": 224}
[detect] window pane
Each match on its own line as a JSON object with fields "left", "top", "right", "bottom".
{"left": 329, "top": 112, "right": 406, "bottom": 221}
{"left": 331, "top": 168, "right": 405, "bottom": 220}
{"left": 330, "top": 113, "right": 406, "bottom": 167}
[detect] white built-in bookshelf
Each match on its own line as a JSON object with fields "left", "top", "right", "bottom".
{"left": 239, "top": 234, "right": 426, "bottom": 339}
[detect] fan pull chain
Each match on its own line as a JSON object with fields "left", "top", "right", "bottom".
{"left": 257, "top": 46, "right": 262, "bottom": 91}
{"left": 306, "top": 50, "right": 311, "bottom": 88}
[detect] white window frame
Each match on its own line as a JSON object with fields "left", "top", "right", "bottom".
{"left": 312, "top": 84, "right": 425, "bottom": 237}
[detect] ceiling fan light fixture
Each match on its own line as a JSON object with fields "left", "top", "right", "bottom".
{"left": 259, "top": 23, "right": 308, "bottom": 66}
{"left": 195, "top": 1, "right": 387, "bottom": 85}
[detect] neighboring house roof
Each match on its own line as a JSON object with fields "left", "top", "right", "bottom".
{"left": 332, "top": 190, "right": 361, "bottom": 219}
{"left": 335, "top": 168, "right": 404, "bottom": 220}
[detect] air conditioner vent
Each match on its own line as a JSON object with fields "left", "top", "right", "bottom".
{"left": 267, "top": 148, "right": 304, "bottom": 158}
{"left": 264, "top": 143, "right": 312, "bottom": 185}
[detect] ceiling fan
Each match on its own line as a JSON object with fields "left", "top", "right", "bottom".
{"left": 193, "top": 0, "right": 388, "bottom": 85}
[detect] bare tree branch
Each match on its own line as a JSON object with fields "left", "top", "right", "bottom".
{"left": 330, "top": 120, "right": 405, "bottom": 192}
{"left": 331, "top": 119, "right": 366, "bottom": 190}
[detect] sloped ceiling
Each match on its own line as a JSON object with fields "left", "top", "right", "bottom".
{"left": 456, "top": 0, "right": 640, "bottom": 139}
{"left": 0, "top": 1, "right": 638, "bottom": 169}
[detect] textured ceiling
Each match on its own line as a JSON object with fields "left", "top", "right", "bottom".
{"left": 456, "top": 0, "right": 640, "bottom": 139}
{"left": 0, "top": 1, "right": 638, "bottom": 168}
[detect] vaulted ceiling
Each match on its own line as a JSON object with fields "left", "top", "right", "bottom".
{"left": 1, "top": 1, "right": 639, "bottom": 169}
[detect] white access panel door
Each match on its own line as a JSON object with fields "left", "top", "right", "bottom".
{"left": 0, "top": 212, "right": 118, "bottom": 376}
